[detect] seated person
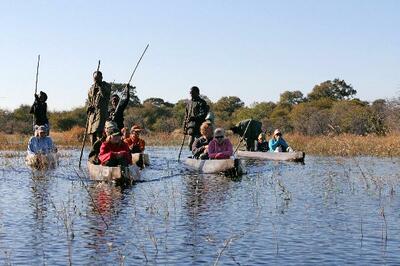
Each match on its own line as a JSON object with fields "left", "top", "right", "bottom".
{"left": 27, "top": 125, "right": 56, "bottom": 155}
{"left": 268, "top": 129, "right": 293, "bottom": 152}
{"left": 88, "top": 121, "right": 117, "bottom": 164}
{"left": 192, "top": 122, "right": 214, "bottom": 159}
{"left": 124, "top": 125, "right": 145, "bottom": 154}
{"left": 256, "top": 133, "right": 269, "bottom": 152}
{"left": 208, "top": 128, "right": 233, "bottom": 159}
{"left": 98, "top": 127, "right": 132, "bottom": 167}
{"left": 230, "top": 119, "right": 262, "bottom": 151}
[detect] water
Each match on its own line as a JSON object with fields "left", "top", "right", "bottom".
{"left": 0, "top": 147, "right": 399, "bottom": 265}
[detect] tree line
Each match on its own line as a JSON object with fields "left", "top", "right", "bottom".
{"left": 1, "top": 79, "right": 399, "bottom": 136}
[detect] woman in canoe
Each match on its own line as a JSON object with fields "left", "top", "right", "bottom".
{"left": 192, "top": 121, "right": 214, "bottom": 159}
{"left": 268, "top": 129, "right": 293, "bottom": 152}
{"left": 208, "top": 128, "right": 233, "bottom": 159}
{"left": 98, "top": 126, "right": 132, "bottom": 167}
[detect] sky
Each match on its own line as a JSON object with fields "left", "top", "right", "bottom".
{"left": 0, "top": 0, "right": 399, "bottom": 111}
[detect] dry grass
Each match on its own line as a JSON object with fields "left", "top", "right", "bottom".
{"left": 1, "top": 129, "right": 399, "bottom": 157}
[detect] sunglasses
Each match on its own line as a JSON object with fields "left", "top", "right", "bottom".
{"left": 215, "top": 136, "right": 224, "bottom": 139}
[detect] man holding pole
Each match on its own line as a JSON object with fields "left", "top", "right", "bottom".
{"left": 87, "top": 71, "right": 111, "bottom": 145}
{"left": 184, "top": 86, "right": 209, "bottom": 150}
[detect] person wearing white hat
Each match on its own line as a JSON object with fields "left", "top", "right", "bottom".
{"left": 27, "top": 125, "right": 56, "bottom": 155}
{"left": 268, "top": 129, "right": 293, "bottom": 152}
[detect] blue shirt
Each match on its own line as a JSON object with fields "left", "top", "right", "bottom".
{"left": 268, "top": 137, "right": 288, "bottom": 152}
{"left": 27, "top": 136, "right": 55, "bottom": 155}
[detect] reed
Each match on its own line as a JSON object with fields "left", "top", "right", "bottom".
{"left": 1, "top": 130, "right": 399, "bottom": 157}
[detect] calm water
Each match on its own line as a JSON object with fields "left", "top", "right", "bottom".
{"left": 0, "top": 147, "right": 399, "bottom": 265}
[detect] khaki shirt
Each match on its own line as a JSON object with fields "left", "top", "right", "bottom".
{"left": 87, "top": 81, "right": 111, "bottom": 134}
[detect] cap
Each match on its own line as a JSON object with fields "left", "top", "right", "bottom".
{"left": 274, "top": 129, "right": 282, "bottom": 136}
{"left": 131, "top": 124, "right": 142, "bottom": 132}
{"left": 214, "top": 128, "right": 225, "bottom": 137}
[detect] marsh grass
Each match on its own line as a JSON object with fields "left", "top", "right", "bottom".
{"left": 1, "top": 130, "right": 399, "bottom": 157}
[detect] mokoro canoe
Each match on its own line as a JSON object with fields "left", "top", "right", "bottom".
{"left": 25, "top": 152, "right": 59, "bottom": 170}
{"left": 87, "top": 162, "right": 141, "bottom": 184}
{"left": 236, "top": 150, "right": 305, "bottom": 162}
{"left": 183, "top": 158, "right": 246, "bottom": 175}
{"left": 132, "top": 153, "right": 150, "bottom": 167}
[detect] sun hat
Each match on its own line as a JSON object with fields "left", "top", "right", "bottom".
{"left": 273, "top": 129, "right": 282, "bottom": 136}
{"left": 37, "top": 125, "right": 46, "bottom": 133}
{"left": 214, "top": 128, "right": 225, "bottom": 138}
{"left": 131, "top": 124, "right": 142, "bottom": 132}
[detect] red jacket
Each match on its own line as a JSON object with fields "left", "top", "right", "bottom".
{"left": 99, "top": 141, "right": 132, "bottom": 165}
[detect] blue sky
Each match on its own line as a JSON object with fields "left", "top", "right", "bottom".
{"left": 0, "top": 0, "right": 399, "bottom": 111}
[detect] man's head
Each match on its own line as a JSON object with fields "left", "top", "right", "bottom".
{"left": 190, "top": 86, "right": 200, "bottom": 99}
{"left": 230, "top": 126, "right": 239, "bottom": 135}
{"left": 111, "top": 94, "right": 120, "bottom": 108}
{"left": 200, "top": 122, "right": 213, "bottom": 139}
{"left": 39, "top": 91, "right": 47, "bottom": 102}
{"left": 214, "top": 128, "right": 225, "bottom": 144}
{"left": 106, "top": 126, "right": 122, "bottom": 144}
{"left": 93, "top": 71, "right": 103, "bottom": 83}
{"left": 36, "top": 125, "right": 47, "bottom": 138}
{"left": 130, "top": 124, "right": 142, "bottom": 137}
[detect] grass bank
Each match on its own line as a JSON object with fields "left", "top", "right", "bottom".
{"left": 1, "top": 127, "right": 399, "bottom": 157}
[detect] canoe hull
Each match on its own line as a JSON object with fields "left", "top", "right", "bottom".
{"left": 26, "top": 152, "right": 59, "bottom": 170}
{"left": 183, "top": 158, "right": 245, "bottom": 175}
{"left": 236, "top": 151, "right": 305, "bottom": 162}
{"left": 131, "top": 153, "right": 150, "bottom": 167}
{"left": 87, "top": 162, "right": 141, "bottom": 184}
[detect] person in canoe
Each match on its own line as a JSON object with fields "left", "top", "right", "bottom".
{"left": 268, "top": 129, "right": 293, "bottom": 152}
{"left": 88, "top": 121, "right": 117, "bottom": 164}
{"left": 230, "top": 119, "right": 262, "bottom": 151}
{"left": 108, "top": 85, "right": 131, "bottom": 130}
{"left": 121, "top": 127, "right": 130, "bottom": 141}
{"left": 87, "top": 71, "right": 111, "bottom": 145}
{"left": 208, "top": 128, "right": 233, "bottom": 159}
{"left": 184, "top": 86, "right": 210, "bottom": 150}
{"left": 27, "top": 125, "right": 56, "bottom": 155}
{"left": 256, "top": 132, "right": 269, "bottom": 152}
{"left": 98, "top": 125, "right": 132, "bottom": 167}
{"left": 30, "top": 91, "right": 49, "bottom": 134}
{"left": 192, "top": 122, "right": 214, "bottom": 159}
{"left": 124, "top": 124, "right": 146, "bottom": 154}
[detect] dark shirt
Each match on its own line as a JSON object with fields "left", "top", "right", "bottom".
{"left": 185, "top": 96, "right": 209, "bottom": 136}
{"left": 192, "top": 136, "right": 212, "bottom": 159}
{"left": 257, "top": 141, "right": 269, "bottom": 152}
{"left": 108, "top": 95, "right": 129, "bottom": 130}
{"left": 30, "top": 98, "right": 48, "bottom": 126}
{"left": 234, "top": 119, "right": 262, "bottom": 140}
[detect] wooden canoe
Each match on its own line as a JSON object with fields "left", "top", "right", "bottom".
{"left": 26, "top": 152, "right": 59, "bottom": 170}
{"left": 87, "top": 162, "right": 141, "bottom": 184}
{"left": 131, "top": 153, "right": 150, "bottom": 167}
{"left": 183, "top": 158, "right": 245, "bottom": 175}
{"left": 236, "top": 150, "right": 305, "bottom": 162}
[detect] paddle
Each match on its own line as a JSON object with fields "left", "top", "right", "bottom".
{"left": 32, "top": 54, "right": 40, "bottom": 131}
{"left": 79, "top": 60, "right": 101, "bottom": 168}
{"left": 177, "top": 101, "right": 193, "bottom": 162}
{"left": 126, "top": 44, "right": 149, "bottom": 86}
{"left": 233, "top": 119, "right": 252, "bottom": 155}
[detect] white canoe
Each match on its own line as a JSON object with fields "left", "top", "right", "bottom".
{"left": 26, "top": 152, "right": 59, "bottom": 170}
{"left": 183, "top": 158, "right": 245, "bottom": 175}
{"left": 236, "top": 150, "right": 305, "bottom": 162}
{"left": 87, "top": 162, "right": 141, "bottom": 184}
{"left": 131, "top": 153, "right": 150, "bottom": 167}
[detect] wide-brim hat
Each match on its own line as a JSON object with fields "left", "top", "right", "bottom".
{"left": 37, "top": 125, "right": 46, "bottom": 133}
{"left": 131, "top": 125, "right": 142, "bottom": 132}
{"left": 214, "top": 128, "right": 225, "bottom": 137}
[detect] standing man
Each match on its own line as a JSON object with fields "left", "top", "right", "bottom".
{"left": 108, "top": 85, "right": 131, "bottom": 130}
{"left": 230, "top": 119, "right": 262, "bottom": 151}
{"left": 185, "top": 86, "right": 209, "bottom": 150}
{"left": 87, "top": 71, "right": 111, "bottom": 145}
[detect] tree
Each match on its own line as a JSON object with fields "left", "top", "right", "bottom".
{"left": 143, "top": 98, "right": 174, "bottom": 108}
{"left": 110, "top": 83, "right": 141, "bottom": 106}
{"left": 307, "top": 79, "right": 356, "bottom": 101}
{"left": 213, "top": 96, "right": 244, "bottom": 127}
{"left": 279, "top": 90, "right": 304, "bottom": 105}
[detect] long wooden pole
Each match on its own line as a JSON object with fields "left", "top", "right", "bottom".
{"left": 32, "top": 55, "right": 40, "bottom": 130}
{"left": 127, "top": 44, "right": 149, "bottom": 85}
{"left": 79, "top": 60, "right": 100, "bottom": 168}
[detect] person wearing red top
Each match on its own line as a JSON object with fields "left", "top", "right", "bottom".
{"left": 124, "top": 124, "right": 146, "bottom": 154}
{"left": 98, "top": 128, "right": 132, "bottom": 166}
{"left": 208, "top": 128, "right": 233, "bottom": 159}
